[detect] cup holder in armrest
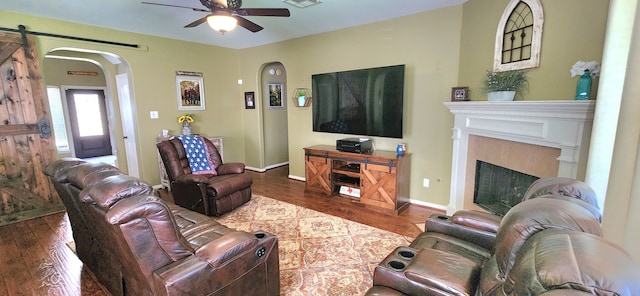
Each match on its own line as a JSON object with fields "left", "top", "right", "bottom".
{"left": 435, "top": 215, "right": 451, "bottom": 221}
{"left": 388, "top": 260, "right": 406, "bottom": 271}
{"left": 254, "top": 232, "right": 266, "bottom": 239}
{"left": 397, "top": 249, "right": 415, "bottom": 259}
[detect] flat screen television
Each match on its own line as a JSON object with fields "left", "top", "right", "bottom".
{"left": 312, "top": 64, "right": 405, "bottom": 139}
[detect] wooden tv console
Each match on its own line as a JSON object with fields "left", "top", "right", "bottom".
{"left": 303, "top": 145, "right": 411, "bottom": 215}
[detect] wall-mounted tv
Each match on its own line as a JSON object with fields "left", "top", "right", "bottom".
{"left": 312, "top": 64, "right": 405, "bottom": 139}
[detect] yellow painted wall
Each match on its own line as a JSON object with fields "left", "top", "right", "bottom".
{"left": 459, "top": 0, "right": 610, "bottom": 101}
{"left": 1, "top": 11, "right": 244, "bottom": 185}
{"left": 1, "top": 0, "right": 610, "bottom": 208}
{"left": 238, "top": 6, "right": 464, "bottom": 206}
{"left": 43, "top": 59, "right": 106, "bottom": 87}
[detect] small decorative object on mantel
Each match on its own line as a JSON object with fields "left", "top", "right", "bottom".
{"left": 451, "top": 87, "right": 469, "bottom": 101}
{"left": 292, "top": 88, "right": 312, "bottom": 107}
{"left": 396, "top": 143, "right": 406, "bottom": 157}
{"left": 482, "top": 69, "right": 528, "bottom": 101}
{"left": 178, "top": 114, "right": 195, "bottom": 135}
{"left": 571, "top": 60, "right": 600, "bottom": 100}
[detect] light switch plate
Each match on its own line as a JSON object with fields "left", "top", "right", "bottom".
{"left": 150, "top": 111, "right": 159, "bottom": 119}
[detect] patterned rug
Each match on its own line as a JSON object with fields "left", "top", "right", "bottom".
{"left": 211, "top": 195, "right": 412, "bottom": 296}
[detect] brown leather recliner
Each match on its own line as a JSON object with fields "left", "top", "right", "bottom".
{"left": 44, "top": 158, "right": 279, "bottom": 296}
{"left": 366, "top": 178, "right": 640, "bottom": 295}
{"left": 157, "top": 137, "right": 252, "bottom": 216}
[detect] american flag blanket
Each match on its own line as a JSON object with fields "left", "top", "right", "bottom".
{"left": 176, "top": 135, "right": 217, "bottom": 175}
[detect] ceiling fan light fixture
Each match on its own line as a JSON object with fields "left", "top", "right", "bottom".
{"left": 207, "top": 13, "right": 237, "bottom": 34}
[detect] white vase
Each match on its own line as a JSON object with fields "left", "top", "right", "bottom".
{"left": 487, "top": 91, "right": 516, "bottom": 101}
{"left": 182, "top": 122, "right": 192, "bottom": 135}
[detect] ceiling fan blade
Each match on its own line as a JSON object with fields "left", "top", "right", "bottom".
{"left": 235, "top": 16, "right": 264, "bottom": 32}
{"left": 237, "top": 8, "right": 290, "bottom": 17}
{"left": 185, "top": 15, "right": 211, "bottom": 28}
{"left": 141, "top": 2, "right": 208, "bottom": 12}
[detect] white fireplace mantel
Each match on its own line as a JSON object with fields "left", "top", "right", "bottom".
{"left": 443, "top": 100, "right": 596, "bottom": 215}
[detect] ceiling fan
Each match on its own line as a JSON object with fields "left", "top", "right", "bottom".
{"left": 141, "top": 0, "right": 290, "bottom": 34}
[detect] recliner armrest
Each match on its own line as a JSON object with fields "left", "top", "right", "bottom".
{"left": 451, "top": 210, "right": 501, "bottom": 233}
{"left": 194, "top": 231, "right": 257, "bottom": 267}
{"left": 425, "top": 211, "right": 499, "bottom": 250}
{"left": 216, "top": 163, "right": 245, "bottom": 175}
{"left": 153, "top": 232, "right": 279, "bottom": 295}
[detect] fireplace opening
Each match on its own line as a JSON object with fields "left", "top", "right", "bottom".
{"left": 473, "top": 160, "right": 540, "bottom": 216}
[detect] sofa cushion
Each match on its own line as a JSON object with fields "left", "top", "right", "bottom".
{"left": 522, "top": 177, "right": 600, "bottom": 210}
{"left": 205, "top": 173, "right": 253, "bottom": 198}
{"left": 404, "top": 248, "right": 481, "bottom": 296}
{"left": 43, "top": 157, "right": 85, "bottom": 181}
{"left": 80, "top": 174, "right": 153, "bottom": 208}
{"left": 61, "top": 162, "right": 122, "bottom": 188}
{"left": 494, "top": 197, "right": 602, "bottom": 277}
{"left": 503, "top": 229, "right": 640, "bottom": 295}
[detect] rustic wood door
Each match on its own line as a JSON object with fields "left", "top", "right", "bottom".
{"left": 360, "top": 163, "right": 398, "bottom": 210}
{"left": 0, "top": 31, "right": 60, "bottom": 225}
{"left": 304, "top": 155, "right": 332, "bottom": 195}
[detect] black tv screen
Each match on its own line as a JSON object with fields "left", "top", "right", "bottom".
{"left": 312, "top": 64, "right": 405, "bottom": 139}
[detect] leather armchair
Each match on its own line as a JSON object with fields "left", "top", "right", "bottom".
{"left": 366, "top": 178, "right": 640, "bottom": 295}
{"left": 157, "top": 137, "right": 253, "bottom": 216}
{"left": 420, "top": 177, "right": 601, "bottom": 251}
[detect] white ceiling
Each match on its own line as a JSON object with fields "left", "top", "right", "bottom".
{"left": 1, "top": 0, "right": 467, "bottom": 49}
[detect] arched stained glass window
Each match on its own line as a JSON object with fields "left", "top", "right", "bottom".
{"left": 494, "top": 0, "right": 544, "bottom": 72}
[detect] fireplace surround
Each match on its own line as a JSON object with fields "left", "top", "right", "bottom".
{"left": 444, "top": 101, "right": 595, "bottom": 215}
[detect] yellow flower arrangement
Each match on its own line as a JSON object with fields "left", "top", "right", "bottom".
{"left": 177, "top": 114, "right": 195, "bottom": 124}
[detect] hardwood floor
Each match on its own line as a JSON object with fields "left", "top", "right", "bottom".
{"left": 0, "top": 165, "right": 443, "bottom": 295}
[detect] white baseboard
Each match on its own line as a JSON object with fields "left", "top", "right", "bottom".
{"left": 288, "top": 174, "right": 305, "bottom": 181}
{"left": 246, "top": 162, "right": 289, "bottom": 173}
{"left": 409, "top": 199, "right": 448, "bottom": 211}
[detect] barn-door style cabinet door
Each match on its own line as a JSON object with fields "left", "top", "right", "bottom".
{"left": 0, "top": 31, "right": 59, "bottom": 225}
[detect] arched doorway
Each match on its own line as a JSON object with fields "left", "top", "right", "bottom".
{"left": 260, "top": 62, "right": 289, "bottom": 170}
{"left": 43, "top": 49, "right": 139, "bottom": 177}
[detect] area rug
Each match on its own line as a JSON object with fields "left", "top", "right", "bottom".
{"left": 66, "top": 195, "right": 412, "bottom": 295}
{"left": 211, "top": 195, "right": 412, "bottom": 296}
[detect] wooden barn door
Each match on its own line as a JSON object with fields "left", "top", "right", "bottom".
{"left": 0, "top": 31, "right": 60, "bottom": 225}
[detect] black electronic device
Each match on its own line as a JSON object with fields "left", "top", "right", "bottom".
{"left": 312, "top": 64, "right": 405, "bottom": 139}
{"left": 336, "top": 138, "right": 373, "bottom": 154}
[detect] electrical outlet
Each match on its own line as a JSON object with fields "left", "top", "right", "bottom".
{"left": 150, "top": 111, "right": 159, "bottom": 119}
{"left": 423, "top": 178, "right": 430, "bottom": 188}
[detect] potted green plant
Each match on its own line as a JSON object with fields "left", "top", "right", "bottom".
{"left": 481, "top": 69, "right": 528, "bottom": 101}
{"left": 297, "top": 89, "right": 307, "bottom": 106}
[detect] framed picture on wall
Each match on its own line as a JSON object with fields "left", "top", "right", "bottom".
{"left": 244, "top": 91, "right": 255, "bottom": 109}
{"left": 266, "top": 83, "right": 285, "bottom": 108}
{"left": 451, "top": 86, "right": 469, "bottom": 101}
{"left": 177, "top": 75, "right": 205, "bottom": 110}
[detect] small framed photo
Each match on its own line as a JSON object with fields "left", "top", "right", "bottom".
{"left": 244, "top": 91, "right": 255, "bottom": 109}
{"left": 266, "top": 83, "right": 285, "bottom": 108}
{"left": 451, "top": 86, "right": 469, "bottom": 101}
{"left": 177, "top": 76, "right": 205, "bottom": 110}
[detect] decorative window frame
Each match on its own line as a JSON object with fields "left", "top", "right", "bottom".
{"left": 493, "top": 0, "right": 544, "bottom": 72}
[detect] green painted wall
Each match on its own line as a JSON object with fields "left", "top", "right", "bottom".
{"left": 238, "top": 7, "right": 464, "bottom": 207}
{"left": 1, "top": 0, "right": 610, "bottom": 208}
{"left": 1, "top": 11, "right": 244, "bottom": 185}
{"left": 459, "top": 0, "right": 610, "bottom": 101}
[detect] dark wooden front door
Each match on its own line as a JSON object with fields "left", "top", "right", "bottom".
{"left": 0, "top": 31, "right": 60, "bottom": 225}
{"left": 65, "top": 88, "right": 112, "bottom": 158}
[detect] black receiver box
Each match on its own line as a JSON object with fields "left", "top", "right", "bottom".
{"left": 336, "top": 138, "right": 373, "bottom": 154}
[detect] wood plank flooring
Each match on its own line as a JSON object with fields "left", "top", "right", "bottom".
{"left": 0, "top": 165, "right": 442, "bottom": 295}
